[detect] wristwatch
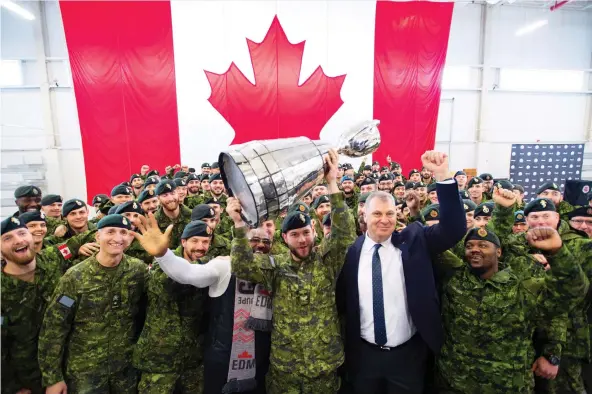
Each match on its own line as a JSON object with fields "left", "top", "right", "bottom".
{"left": 545, "top": 354, "right": 561, "bottom": 366}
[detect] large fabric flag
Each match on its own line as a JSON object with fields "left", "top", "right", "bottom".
{"left": 59, "top": 0, "right": 454, "bottom": 202}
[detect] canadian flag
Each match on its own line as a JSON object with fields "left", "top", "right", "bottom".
{"left": 58, "top": 243, "right": 72, "bottom": 260}
{"left": 58, "top": 1, "right": 454, "bottom": 202}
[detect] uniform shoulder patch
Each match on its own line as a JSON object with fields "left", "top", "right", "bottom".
{"left": 58, "top": 244, "right": 73, "bottom": 259}
{"left": 58, "top": 295, "right": 75, "bottom": 308}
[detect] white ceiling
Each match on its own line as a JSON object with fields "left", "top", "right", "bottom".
{"left": 460, "top": 0, "right": 592, "bottom": 11}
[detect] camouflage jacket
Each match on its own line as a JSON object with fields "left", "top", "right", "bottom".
{"left": 1, "top": 239, "right": 85, "bottom": 393}
{"left": 133, "top": 249, "right": 210, "bottom": 373}
{"left": 45, "top": 222, "right": 97, "bottom": 245}
{"left": 154, "top": 205, "right": 192, "bottom": 249}
{"left": 557, "top": 200, "right": 575, "bottom": 221}
{"left": 38, "top": 255, "right": 148, "bottom": 386}
{"left": 126, "top": 238, "right": 154, "bottom": 265}
{"left": 436, "top": 245, "right": 587, "bottom": 393}
{"left": 230, "top": 193, "right": 356, "bottom": 378}
{"left": 184, "top": 195, "right": 202, "bottom": 210}
{"left": 344, "top": 193, "right": 358, "bottom": 211}
{"left": 45, "top": 216, "right": 65, "bottom": 235}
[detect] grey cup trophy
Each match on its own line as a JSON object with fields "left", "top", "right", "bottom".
{"left": 219, "top": 120, "right": 381, "bottom": 227}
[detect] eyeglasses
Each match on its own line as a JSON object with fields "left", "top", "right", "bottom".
{"left": 570, "top": 219, "right": 592, "bottom": 226}
{"left": 248, "top": 238, "right": 271, "bottom": 245}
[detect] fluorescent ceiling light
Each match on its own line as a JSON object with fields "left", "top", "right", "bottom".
{"left": 515, "top": 20, "right": 548, "bottom": 37}
{"left": 0, "top": 0, "right": 35, "bottom": 21}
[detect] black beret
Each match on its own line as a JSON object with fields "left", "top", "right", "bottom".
{"left": 474, "top": 202, "right": 494, "bottom": 218}
{"left": 41, "top": 194, "right": 62, "bottom": 206}
{"left": 199, "top": 174, "right": 210, "bottom": 182}
{"left": 513, "top": 185, "right": 525, "bottom": 193}
{"left": 111, "top": 184, "right": 132, "bottom": 197}
{"left": 173, "top": 178, "right": 187, "bottom": 187}
{"left": 108, "top": 205, "right": 119, "bottom": 215}
{"left": 524, "top": 198, "right": 556, "bottom": 216}
{"left": 536, "top": 182, "right": 561, "bottom": 195}
{"left": 359, "top": 193, "right": 371, "bottom": 204}
{"left": 98, "top": 199, "right": 114, "bottom": 215}
{"left": 422, "top": 204, "right": 440, "bottom": 221}
{"left": 394, "top": 182, "right": 406, "bottom": 189}
{"left": 205, "top": 197, "right": 221, "bottom": 205}
{"left": 20, "top": 210, "right": 46, "bottom": 224}
{"left": 338, "top": 164, "right": 343, "bottom": 169}
{"left": 462, "top": 199, "right": 477, "bottom": 212}
{"left": 312, "top": 195, "right": 331, "bottom": 209}
{"left": 343, "top": 163, "right": 353, "bottom": 170}
{"left": 390, "top": 161, "right": 401, "bottom": 169}
{"left": 289, "top": 202, "right": 310, "bottom": 214}
{"left": 97, "top": 214, "right": 132, "bottom": 230}
{"left": 187, "top": 173, "right": 200, "bottom": 181}
{"left": 427, "top": 183, "right": 437, "bottom": 193}
{"left": 379, "top": 174, "right": 392, "bottom": 182}
{"left": 361, "top": 177, "right": 377, "bottom": 187}
{"left": 405, "top": 182, "right": 416, "bottom": 190}
{"left": 209, "top": 173, "right": 222, "bottom": 182}
{"left": 465, "top": 227, "right": 501, "bottom": 247}
{"left": 92, "top": 194, "right": 109, "bottom": 206}
{"left": 62, "top": 199, "right": 87, "bottom": 216}
{"left": 120, "top": 181, "right": 131, "bottom": 187}
{"left": 155, "top": 180, "right": 176, "bottom": 196}
{"left": 454, "top": 171, "right": 467, "bottom": 177}
{"left": 459, "top": 190, "right": 470, "bottom": 199}
{"left": 173, "top": 171, "right": 187, "bottom": 179}
{"left": 211, "top": 162, "right": 220, "bottom": 169}
{"left": 363, "top": 165, "right": 372, "bottom": 171}
{"left": 14, "top": 185, "right": 42, "bottom": 199}
{"left": 146, "top": 170, "right": 160, "bottom": 177}
{"left": 282, "top": 211, "right": 311, "bottom": 233}
{"left": 467, "top": 177, "right": 483, "bottom": 189}
{"left": 130, "top": 173, "right": 142, "bottom": 182}
{"left": 137, "top": 189, "right": 157, "bottom": 204}
{"left": 416, "top": 182, "right": 426, "bottom": 188}
{"left": 201, "top": 162, "right": 211, "bottom": 168}
{"left": 372, "top": 161, "right": 379, "bottom": 165}
{"left": 354, "top": 173, "right": 364, "bottom": 181}
{"left": 191, "top": 204, "right": 216, "bottom": 221}
{"left": 115, "top": 201, "right": 144, "bottom": 215}
{"left": 144, "top": 176, "right": 160, "bottom": 186}
{"left": 568, "top": 206, "right": 592, "bottom": 219}
{"left": 322, "top": 213, "right": 332, "bottom": 227}
{"left": 182, "top": 220, "right": 212, "bottom": 239}
{"left": 381, "top": 166, "right": 389, "bottom": 172}
{"left": 371, "top": 172, "right": 380, "bottom": 179}
{"left": 188, "top": 168, "right": 196, "bottom": 173}
{"left": 408, "top": 169, "right": 420, "bottom": 177}
{"left": 514, "top": 210, "right": 526, "bottom": 223}
{"left": 494, "top": 180, "right": 514, "bottom": 190}
{"left": 1, "top": 216, "right": 25, "bottom": 235}
{"left": 341, "top": 176, "right": 354, "bottom": 183}
{"left": 479, "top": 173, "right": 493, "bottom": 181}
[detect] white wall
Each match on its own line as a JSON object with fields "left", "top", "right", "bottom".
{"left": 1, "top": 1, "right": 591, "bottom": 217}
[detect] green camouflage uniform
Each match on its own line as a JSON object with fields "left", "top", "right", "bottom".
{"left": 344, "top": 193, "right": 358, "bottom": 211}
{"left": 155, "top": 205, "right": 192, "bottom": 249}
{"left": 134, "top": 249, "right": 210, "bottom": 394}
{"left": 436, "top": 243, "right": 588, "bottom": 394}
{"left": 557, "top": 200, "right": 575, "bottom": 221}
{"left": 45, "top": 222, "right": 97, "bottom": 245}
{"left": 45, "top": 216, "right": 65, "bottom": 235}
{"left": 216, "top": 215, "right": 233, "bottom": 239}
{"left": 38, "top": 255, "right": 148, "bottom": 393}
{"left": 230, "top": 193, "right": 356, "bottom": 394}
{"left": 184, "top": 195, "right": 203, "bottom": 210}
{"left": 126, "top": 238, "right": 154, "bottom": 265}
{"left": 1, "top": 239, "right": 84, "bottom": 394}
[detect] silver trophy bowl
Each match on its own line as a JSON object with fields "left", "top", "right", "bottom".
{"left": 219, "top": 120, "right": 381, "bottom": 227}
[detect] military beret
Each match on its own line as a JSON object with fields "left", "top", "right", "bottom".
{"left": 209, "top": 173, "right": 222, "bottom": 182}
{"left": 479, "top": 173, "right": 493, "bottom": 181}
{"left": 514, "top": 210, "right": 526, "bottom": 223}
{"left": 146, "top": 170, "right": 160, "bottom": 177}
{"left": 459, "top": 190, "right": 470, "bottom": 199}
{"left": 205, "top": 198, "right": 221, "bottom": 206}
{"left": 427, "top": 183, "right": 437, "bottom": 194}
{"left": 111, "top": 184, "right": 132, "bottom": 197}
{"left": 92, "top": 194, "right": 109, "bottom": 206}
{"left": 494, "top": 180, "right": 514, "bottom": 190}
{"left": 322, "top": 213, "right": 332, "bottom": 227}
{"left": 182, "top": 220, "right": 212, "bottom": 239}
{"left": 465, "top": 227, "right": 501, "bottom": 247}
{"left": 408, "top": 169, "right": 420, "bottom": 177}
{"left": 341, "top": 176, "right": 354, "bottom": 183}
{"left": 97, "top": 214, "right": 132, "bottom": 230}
{"left": 20, "top": 210, "right": 46, "bottom": 224}
{"left": 524, "top": 198, "right": 556, "bottom": 216}
{"left": 199, "top": 174, "right": 210, "bottom": 182}
{"left": 390, "top": 161, "right": 401, "bottom": 169}
{"left": 281, "top": 211, "right": 311, "bottom": 233}
{"left": 137, "top": 189, "right": 157, "bottom": 204}
{"left": 155, "top": 180, "right": 177, "bottom": 196}
{"left": 108, "top": 205, "right": 119, "bottom": 215}
{"left": 354, "top": 173, "right": 364, "bottom": 181}
{"left": 98, "top": 199, "right": 114, "bottom": 215}
{"left": 14, "top": 185, "right": 42, "bottom": 199}
{"left": 462, "top": 199, "right": 477, "bottom": 212}
{"left": 405, "top": 182, "right": 417, "bottom": 190}
{"left": 289, "top": 202, "right": 310, "bottom": 214}
{"left": 536, "top": 182, "right": 561, "bottom": 195}
{"left": 454, "top": 171, "right": 467, "bottom": 177}
{"left": 173, "top": 178, "right": 187, "bottom": 187}
{"left": 187, "top": 173, "right": 200, "bottom": 182}
{"left": 568, "top": 206, "right": 592, "bottom": 219}
{"left": 343, "top": 163, "right": 353, "bottom": 170}
{"left": 144, "top": 176, "right": 160, "bottom": 187}
{"left": 115, "top": 201, "right": 144, "bottom": 215}
{"left": 62, "top": 199, "right": 87, "bottom": 216}
{"left": 201, "top": 162, "right": 211, "bottom": 169}
{"left": 41, "top": 194, "right": 62, "bottom": 206}
{"left": 211, "top": 162, "right": 220, "bottom": 169}
{"left": 379, "top": 174, "right": 392, "bottom": 183}
{"left": 1, "top": 216, "right": 25, "bottom": 235}
{"left": 338, "top": 164, "right": 343, "bottom": 169}
{"left": 363, "top": 165, "right": 372, "bottom": 171}
{"left": 360, "top": 177, "right": 377, "bottom": 187}
{"left": 191, "top": 204, "right": 216, "bottom": 221}
{"left": 416, "top": 182, "right": 426, "bottom": 188}
{"left": 370, "top": 172, "right": 380, "bottom": 180}
{"left": 467, "top": 177, "right": 483, "bottom": 189}
{"left": 359, "top": 193, "right": 371, "bottom": 204}
{"left": 120, "top": 181, "right": 131, "bottom": 187}
{"left": 422, "top": 204, "right": 440, "bottom": 221}
{"left": 188, "top": 168, "right": 196, "bottom": 173}
{"left": 312, "top": 195, "right": 331, "bottom": 209}
{"left": 381, "top": 166, "right": 389, "bottom": 172}
{"left": 513, "top": 185, "right": 525, "bottom": 193}
{"left": 372, "top": 161, "right": 379, "bottom": 165}
{"left": 173, "top": 171, "right": 187, "bottom": 180}
{"left": 474, "top": 202, "right": 494, "bottom": 218}
{"left": 130, "top": 173, "right": 142, "bottom": 183}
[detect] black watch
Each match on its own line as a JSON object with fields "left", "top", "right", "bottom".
{"left": 545, "top": 354, "right": 561, "bottom": 366}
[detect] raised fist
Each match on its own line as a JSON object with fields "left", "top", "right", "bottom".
{"left": 226, "top": 197, "right": 244, "bottom": 226}
{"left": 420, "top": 151, "right": 449, "bottom": 181}
{"left": 492, "top": 186, "right": 517, "bottom": 208}
{"left": 526, "top": 227, "right": 562, "bottom": 254}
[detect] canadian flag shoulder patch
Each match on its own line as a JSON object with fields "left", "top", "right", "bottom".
{"left": 58, "top": 244, "right": 73, "bottom": 260}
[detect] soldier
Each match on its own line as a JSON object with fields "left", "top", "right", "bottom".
{"left": 174, "top": 178, "right": 189, "bottom": 206}
{"left": 130, "top": 174, "right": 145, "bottom": 198}
{"left": 421, "top": 166, "right": 435, "bottom": 184}
{"left": 393, "top": 181, "right": 406, "bottom": 204}
{"left": 144, "top": 176, "right": 160, "bottom": 192}
{"left": 13, "top": 185, "right": 42, "bottom": 217}
{"left": 462, "top": 199, "right": 477, "bottom": 231}
{"left": 186, "top": 173, "right": 201, "bottom": 196}
{"left": 226, "top": 148, "right": 356, "bottom": 393}
{"left": 473, "top": 202, "right": 493, "bottom": 228}
{"left": 360, "top": 177, "right": 378, "bottom": 194}
{"left": 341, "top": 176, "right": 358, "bottom": 209}
{"left": 302, "top": 193, "right": 313, "bottom": 207}
{"left": 207, "top": 173, "right": 228, "bottom": 207}
{"left": 38, "top": 214, "right": 148, "bottom": 394}
{"left": 1, "top": 217, "right": 85, "bottom": 394}
{"left": 378, "top": 174, "right": 394, "bottom": 193}
{"left": 259, "top": 218, "right": 288, "bottom": 255}
{"left": 138, "top": 189, "right": 160, "bottom": 215}
{"left": 248, "top": 227, "right": 273, "bottom": 254}
{"left": 200, "top": 174, "right": 211, "bottom": 193}
{"left": 115, "top": 201, "right": 153, "bottom": 265}
{"left": 139, "top": 164, "right": 150, "bottom": 180}
{"left": 513, "top": 210, "right": 528, "bottom": 234}
{"left": 312, "top": 195, "right": 332, "bottom": 245}
{"left": 311, "top": 184, "right": 329, "bottom": 200}
{"left": 211, "top": 162, "right": 221, "bottom": 175}
{"left": 513, "top": 184, "right": 526, "bottom": 208}
{"left": 92, "top": 194, "right": 109, "bottom": 211}
{"left": 479, "top": 173, "right": 494, "bottom": 197}
{"left": 408, "top": 169, "right": 421, "bottom": 183}
{"left": 40, "top": 194, "right": 65, "bottom": 236}
{"left": 567, "top": 207, "right": 592, "bottom": 238}
{"left": 111, "top": 184, "right": 134, "bottom": 205}
{"left": 48, "top": 199, "right": 96, "bottom": 243}
{"left": 201, "top": 162, "right": 211, "bottom": 175}
{"left": 536, "top": 182, "right": 574, "bottom": 220}
{"left": 154, "top": 180, "right": 192, "bottom": 249}
{"left": 20, "top": 211, "right": 49, "bottom": 252}
{"left": 371, "top": 160, "right": 380, "bottom": 172}
{"left": 467, "top": 177, "right": 486, "bottom": 206}
{"left": 190, "top": 204, "right": 230, "bottom": 257}
{"left": 415, "top": 181, "right": 429, "bottom": 208}
{"left": 454, "top": 171, "right": 468, "bottom": 190}
{"left": 356, "top": 193, "right": 370, "bottom": 236}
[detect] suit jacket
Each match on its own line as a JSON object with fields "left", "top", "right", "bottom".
{"left": 337, "top": 181, "right": 466, "bottom": 372}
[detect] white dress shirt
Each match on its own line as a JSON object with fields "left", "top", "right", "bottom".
{"left": 358, "top": 234, "right": 416, "bottom": 347}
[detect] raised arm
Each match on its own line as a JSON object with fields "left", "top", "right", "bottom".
{"left": 488, "top": 186, "right": 517, "bottom": 247}
{"left": 155, "top": 250, "right": 230, "bottom": 292}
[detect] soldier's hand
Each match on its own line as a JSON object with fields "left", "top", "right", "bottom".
{"left": 226, "top": 197, "right": 245, "bottom": 227}
{"left": 532, "top": 253, "right": 550, "bottom": 271}
{"left": 405, "top": 191, "right": 420, "bottom": 214}
{"left": 323, "top": 149, "right": 339, "bottom": 187}
{"left": 79, "top": 242, "right": 99, "bottom": 257}
{"left": 131, "top": 212, "right": 172, "bottom": 258}
{"left": 492, "top": 186, "right": 516, "bottom": 208}
{"left": 532, "top": 356, "right": 558, "bottom": 379}
{"left": 526, "top": 227, "right": 562, "bottom": 254}
{"left": 420, "top": 151, "right": 449, "bottom": 181}
{"left": 54, "top": 225, "right": 67, "bottom": 238}
{"left": 45, "top": 381, "right": 67, "bottom": 394}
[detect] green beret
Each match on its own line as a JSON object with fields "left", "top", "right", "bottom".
{"left": 408, "top": 169, "right": 420, "bottom": 177}
{"left": 41, "top": 194, "right": 62, "bottom": 206}
{"left": 322, "top": 213, "right": 332, "bottom": 227}
{"left": 130, "top": 174, "right": 142, "bottom": 183}
{"left": 281, "top": 211, "right": 311, "bottom": 233}
{"left": 155, "top": 180, "right": 176, "bottom": 196}
{"left": 568, "top": 206, "right": 592, "bottom": 219}
{"left": 289, "top": 202, "right": 310, "bottom": 214}
{"left": 92, "top": 194, "right": 109, "bottom": 206}
{"left": 97, "top": 214, "right": 132, "bottom": 230}
{"left": 360, "top": 177, "right": 377, "bottom": 187}
{"left": 137, "top": 189, "right": 157, "bottom": 204}
{"left": 191, "top": 204, "right": 216, "bottom": 221}
{"left": 209, "top": 173, "right": 222, "bottom": 182}
{"left": 205, "top": 198, "right": 221, "bottom": 205}
{"left": 513, "top": 185, "right": 525, "bottom": 193}
{"left": 108, "top": 205, "right": 119, "bottom": 215}
{"left": 173, "top": 171, "right": 187, "bottom": 179}
{"left": 363, "top": 165, "right": 372, "bottom": 171}
{"left": 536, "top": 182, "right": 560, "bottom": 195}
{"left": 14, "top": 185, "right": 42, "bottom": 199}
{"left": 1, "top": 216, "right": 25, "bottom": 235}
{"left": 187, "top": 173, "right": 200, "bottom": 181}
{"left": 62, "top": 199, "right": 87, "bottom": 216}
{"left": 181, "top": 220, "right": 212, "bottom": 239}
{"left": 459, "top": 190, "right": 470, "bottom": 199}
{"left": 465, "top": 227, "right": 501, "bottom": 247}
{"left": 312, "top": 195, "right": 331, "bottom": 209}
{"left": 201, "top": 162, "right": 210, "bottom": 169}
{"left": 359, "top": 193, "right": 371, "bottom": 204}
{"left": 416, "top": 182, "right": 426, "bottom": 188}
{"left": 98, "top": 199, "right": 114, "bottom": 215}
{"left": 494, "top": 180, "right": 514, "bottom": 190}
{"left": 467, "top": 177, "right": 483, "bottom": 189}
{"left": 120, "top": 181, "right": 131, "bottom": 187}
{"left": 427, "top": 183, "right": 437, "bottom": 194}
{"left": 462, "top": 199, "right": 477, "bottom": 213}
{"left": 479, "top": 173, "right": 493, "bottom": 181}
{"left": 474, "top": 202, "right": 494, "bottom": 218}
{"left": 379, "top": 174, "right": 392, "bottom": 182}
{"left": 394, "top": 182, "right": 406, "bottom": 189}
{"left": 422, "top": 204, "right": 440, "bottom": 221}
{"left": 514, "top": 210, "right": 526, "bottom": 223}
{"left": 199, "top": 174, "right": 210, "bottom": 182}
{"left": 146, "top": 170, "right": 160, "bottom": 177}
{"left": 454, "top": 171, "right": 467, "bottom": 177}
{"left": 211, "top": 162, "right": 219, "bottom": 169}
{"left": 371, "top": 172, "right": 380, "bottom": 180}
{"left": 114, "top": 201, "right": 144, "bottom": 215}
{"left": 20, "top": 211, "right": 46, "bottom": 224}
{"left": 173, "top": 178, "right": 187, "bottom": 187}
{"left": 405, "top": 182, "right": 417, "bottom": 190}
{"left": 111, "top": 185, "right": 132, "bottom": 197}
{"left": 144, "top": 176, "right": 160, "bottom": 187}
{"left": 524, "top": 198, "right": 556, "bottom": 216}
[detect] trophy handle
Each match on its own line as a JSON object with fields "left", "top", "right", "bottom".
{"left": 225, "top": 187, "right": 251, "bottom": 227}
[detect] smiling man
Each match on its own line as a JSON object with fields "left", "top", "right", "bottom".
{"left": 190, "top": 204, "right": 230, "bottom": 257}
{"left": 13, "top": 185, "right": 42, "bottom": 217}
{"left": 40, "top": 195, "right": 65, "bottom": 235}
{"left": 154, "top": 180, "right": 192, "bottom": 249}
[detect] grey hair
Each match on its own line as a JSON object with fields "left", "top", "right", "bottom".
{"left": 365, "top": 191, "right": 396, "bottom": 211}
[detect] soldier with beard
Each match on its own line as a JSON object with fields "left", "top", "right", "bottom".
{"left": 206, "top": 173, "right": 228, "bottom": 208}
{"left": 190, "top": 204, "right": 230, "bottom": 258}
{"left": 341, "top": 176, "right": 358, "bottom": 209}
{"left": 378, "top": 174, "right": 394, "bottom": 194}
{"left": 360, "top": 177, "right": 378, "bottom": 194}
{"left": 185, "top": 174, "right": 202, "bottom": 209}
{"left": 356, "top": 193, "right": 370, "bottom": 236}
{"left": 421, "top": 166, "right": 435, "bottom": 185}
{"left": 138, "top": 189, "right": 160, "bottom": 215}
{"left": 13, "top": 185, "right": 42, "bottom": 217}
{"left": 536, "top": 182, "right": 575, "bottom": 221}
{"left": 154, "top": 180, "right": 192, "bottom": 249}
{"left": 130, "top": 174, "right": 145, "bottom": 198}
{"left": 479, "top": 173, "right": 494, "bottom": 198}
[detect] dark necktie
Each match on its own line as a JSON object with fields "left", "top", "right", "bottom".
{"left": 372, "top": 243, "right": 387, "bottom": 346}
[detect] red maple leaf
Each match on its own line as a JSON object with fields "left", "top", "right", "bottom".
{"left": 238, "top": 350, "right": 253, "bottom": 359}
{"left": 205, "top": 16, "right": 346, "bottom": 143}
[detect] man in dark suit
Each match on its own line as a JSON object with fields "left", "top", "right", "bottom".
{"left": 337, "top": 151, "right": 466, "bottom": 394}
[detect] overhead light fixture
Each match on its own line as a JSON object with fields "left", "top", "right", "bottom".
{"left": 515, "top": 20, "right": 548, "bottom": 37}
{"left": 486, "top": 0, "right": 502, "bottom": 4}
{"left": 0, "top": 0, "right": 35, "bottom": 21}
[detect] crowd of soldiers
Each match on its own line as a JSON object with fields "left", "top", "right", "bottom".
{"left": 2, "top": 151, "right": 592, "bottom": 394}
